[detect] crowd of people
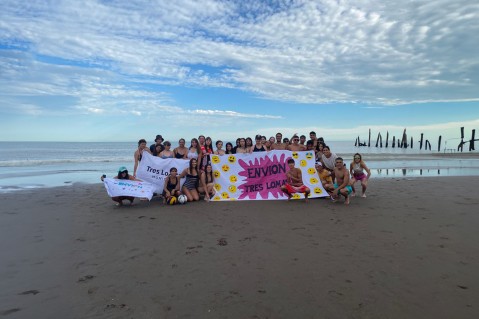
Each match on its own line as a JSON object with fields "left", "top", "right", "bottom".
{"left": 104, "top": 131, "right": 371, "bottom": 206}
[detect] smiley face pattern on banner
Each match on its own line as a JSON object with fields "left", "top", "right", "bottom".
{"left": 210, "top": 150, "right": 328, "bottom": 201}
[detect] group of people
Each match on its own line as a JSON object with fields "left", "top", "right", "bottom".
{"left": 104, "top": 131, "right": 371, "bottom": 206}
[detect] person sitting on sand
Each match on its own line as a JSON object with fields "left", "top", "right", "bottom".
{"left": 179, "top": 158, "right": 200, "bottom": 202}
{"left": 281, "top": 158, "right": 310, "bottom": 202}
{"left": 198, "top": 163, "right": 216, "bottom": 201}
{"left": 331, "top": 157, "right": 352, "bottom": 205}
{"left": 349, "top": 153, "right": 371, "bottom": 197}
{"left": 101, "top": 166, "right": 139, "bottom": 206}
{"left": 162, "top": 167, "right": 181, "bottom": 203}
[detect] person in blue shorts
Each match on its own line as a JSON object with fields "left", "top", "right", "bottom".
{"left": 332, "top": 157, "right": 352, "bottom": 205}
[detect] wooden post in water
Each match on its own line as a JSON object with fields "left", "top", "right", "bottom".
{"left": 375, "top": 132, "right": 383, "bottom": 147}
{"left": 470, "top": 129, "right": 476, "bottom": 151}
{"left": 385, "top": 131, "right": 389, "bottom": 148}
{"left": 392, "top": 136, "right": 396, "bottom": 148}
{"left": 401, "top": 129, "right": 408, "bottom": 148}
{"left": 410, "top": 136, "right": 413, "bottom": 149}
{"left": 438, "top": 135, "right": 442, "bottom": 152}
{"left": 419, "top": 133, "right": 424, "bottom": 150}
{"left": 355, "top": 137, "right": 358, "bottom": 147}
{"left": 425, "top": 140, "right": 431, "bottom": 151}
{"left": 458, "top": 127, "right": 465, "bottom": 152}
{"left": 368, "top": 129, "right": 371, "bottom": 147}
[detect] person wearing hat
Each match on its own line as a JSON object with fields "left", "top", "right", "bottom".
{"left": 150, "top": 134, "right": 164, "bottom": 156}
{"left": 101, "top": 166, "right": 139, "bottom": 206}
{"left": 315, "top": 161, "right": 333, "bottom": 191}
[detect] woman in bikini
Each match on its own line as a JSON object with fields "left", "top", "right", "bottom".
{"left": 198, "top": 163, "right": 216, "bottom": 201}
{"left": 179, "top": 158, "right": 200, "bottom": 202}
{"left": 174, "top": 138, "right": 188, "bottom": 159}
{"left": 162, "top": 167, "right": 181, "bottom": 203}
{"left": 349, "top": 153, "right": 371, "bottom": 197}
{"left": 158, "top": 141, "right": 175, "bottom": 159}
{"left": 133, "top": 139, "right": 152, "bottom": 178}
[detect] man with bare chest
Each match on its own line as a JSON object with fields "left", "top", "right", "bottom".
{"left": 287, "top": 135, "right": 306, "bottom": 151}
{"left": 281, "top": 158, "right": 310, "bottom": 202}
{"left": 270, "top": 132, "right": 287, "bottom": 150}
{"left": 332, "top": 157, "right": 353, "bottom": 205}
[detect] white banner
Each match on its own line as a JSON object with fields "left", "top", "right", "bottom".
{"left": 103, "top": 178, "right": 157, "bottom": 200}
{"left": 210, "top": 150, "right": 328, "bottom": 201}
{"left": 136, "top": 152, "right": 190, "bottom": 192}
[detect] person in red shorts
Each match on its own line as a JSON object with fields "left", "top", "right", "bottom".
{"left": 281, "top": 158, "right": 310, "bottom": 202}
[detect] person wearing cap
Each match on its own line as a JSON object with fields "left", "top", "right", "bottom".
{"left": 150, "top": 135, "right": 164, "bottom": 156}
{"left": 251, "top": 134, "right": 268, "bottom": 152}
{"left": 101, "top": 167, "right": 139, "bottom": 206}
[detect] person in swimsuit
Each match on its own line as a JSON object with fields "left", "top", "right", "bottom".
{"left": 287, "top": 135, "right": 306, "bottom": 151}
{"left": 179, "top": 158, "right": 200, "bottom": 202}
{"left": 332, "top": 157, "right": 352, "bottom": 205}
{"left": 349, "top": 153, "right": 371, "bottom": 197}
{"left": 133, "top": 139, "right": 152, "bottom": 178}
{"left": 281, "top": 158, "right": 310, "bottom": 202}
{"left": 187, "top": 138, "right": 202, "bottom": 163}
{"left": 162, "top": 167, "right": 181, "bottom": 203}
{"left": 214, "top": 140, "right": 226, "bottom": 155}
{"left": 270, "top": 132, "right": 286, "bottom": 150}
{"left": 225, "top": 142, "right": 234, "bottom": 154}
{"left": 174, "top": 138, "right": 188, "bottom": 159}
{"left": 158, "top": 141, "right": 174, "bottom": 159}
{"left": 251, "top": 134, "right": 268, "bottom": 152}
{"left": 198, "top": 163, "right": 216, "bottom": 201}
{"left": 245, "top": 137, "right": 253, "bottom": 153}
{"left": 235, "top": 138, "right": 248, "bottom": 154}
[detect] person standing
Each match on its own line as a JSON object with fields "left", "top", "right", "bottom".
{"left": 133, "top": 139, "right": 152, "bottom": 178}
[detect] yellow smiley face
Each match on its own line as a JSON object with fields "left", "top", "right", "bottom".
{"left": 211, "top": 155, "right": 220, "bottom": 164}
{"left": 300, "top": 160, "right": 307, "bottom": 167}
{"left": 214, "top": 183, "right": 222, "bottom": 191}
{"left": 221, "top": 192, "right": 230, "bottom": 199}
{"left": 314, "top": 187, "right": 323, "bottom": 194}
{"left": 229, "top": 175, "right": 238, "bottom": 183}
{"left": 228, "top": 156, "right": 236, "bottom": 163}
{"left": 228, "top": 185, "right": 237, "bottom": 193}
{"left": 310, "top": 177, "right": 319, "bottom": 184}
{"left": 308, "top": 167, "right": 316, "bottom": 175}
{"left": 222, "top": 164, "right": 230, "bottom": 172}
{"left": 292, "top": 193, "right": 301, "bottom": 199}
{"left": 213, "top": 170, "right": 221, "bottom": 178}
{"left": 292, "top": 152, "right": 299, "bottom": 159}
{"left": 213, "top": 196, "right": 221, "bottom": 201}
{"left": 305, "top": 152, "right": 314, "bottom": 160}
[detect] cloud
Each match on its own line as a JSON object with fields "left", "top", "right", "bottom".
{"left": 189, "top": 109, "right": 282, "bottom": 119}
{"left": 0, "top": 0, "right": 478, "bottom": 109}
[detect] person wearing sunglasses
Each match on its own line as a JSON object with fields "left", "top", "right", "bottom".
{"left": 349, "top": 153, "right": 371, "bottom": 197}
{"left": 287, "top": 135, "right": 306, "bottom": 151}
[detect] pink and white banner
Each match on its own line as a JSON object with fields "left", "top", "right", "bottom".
{"left": 210, "top": 150, "right": 328, "bottom": 201}
{"left": 136, "top": 152, "right": 190, "bottom": 193}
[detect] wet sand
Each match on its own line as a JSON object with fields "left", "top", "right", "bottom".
{"left": 0, "top": 177, "right": 478, "bottom": 318}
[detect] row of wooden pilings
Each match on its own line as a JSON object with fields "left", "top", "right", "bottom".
{"left": 354, "top": 127, "right": 477, "bottom": 152}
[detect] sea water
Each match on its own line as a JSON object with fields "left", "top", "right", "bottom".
{"left": 1, "top": 141, "right": 478, "bottom": 192}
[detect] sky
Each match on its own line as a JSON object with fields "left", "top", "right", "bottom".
{"left": 1, "top": 0, "right": 478, "bottom": 144}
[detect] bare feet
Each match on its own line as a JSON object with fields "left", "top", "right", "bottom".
{"left": 344, "top": 197, "right": 350, "bottom": 205}
{"left": 361, "top": 193, "right": 367, "bottom": 198}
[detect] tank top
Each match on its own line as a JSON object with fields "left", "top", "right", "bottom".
{"left": 253, "top": 145, "right": 266, "bottom": 152}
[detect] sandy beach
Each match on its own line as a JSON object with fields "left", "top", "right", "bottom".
{"left": 1, "top": 176, "right": 478, "bottom": 319}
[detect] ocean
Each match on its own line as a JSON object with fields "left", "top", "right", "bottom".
{"left": 1, "top": 141, "right": 478, "bottom": 192}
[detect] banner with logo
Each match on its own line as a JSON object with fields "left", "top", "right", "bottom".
{"left": 210, "top": 150, "right": 328, "bottom": 201}
{"left": 136, "top": 152, "right": 190, "bottom": 192}
{"left": 103, "top": 178, "right": 157, "bottom": 200}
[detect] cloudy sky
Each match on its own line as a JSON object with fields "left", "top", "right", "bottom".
{"left": 1, "top": 0, "right": 478, "bottom": 143}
